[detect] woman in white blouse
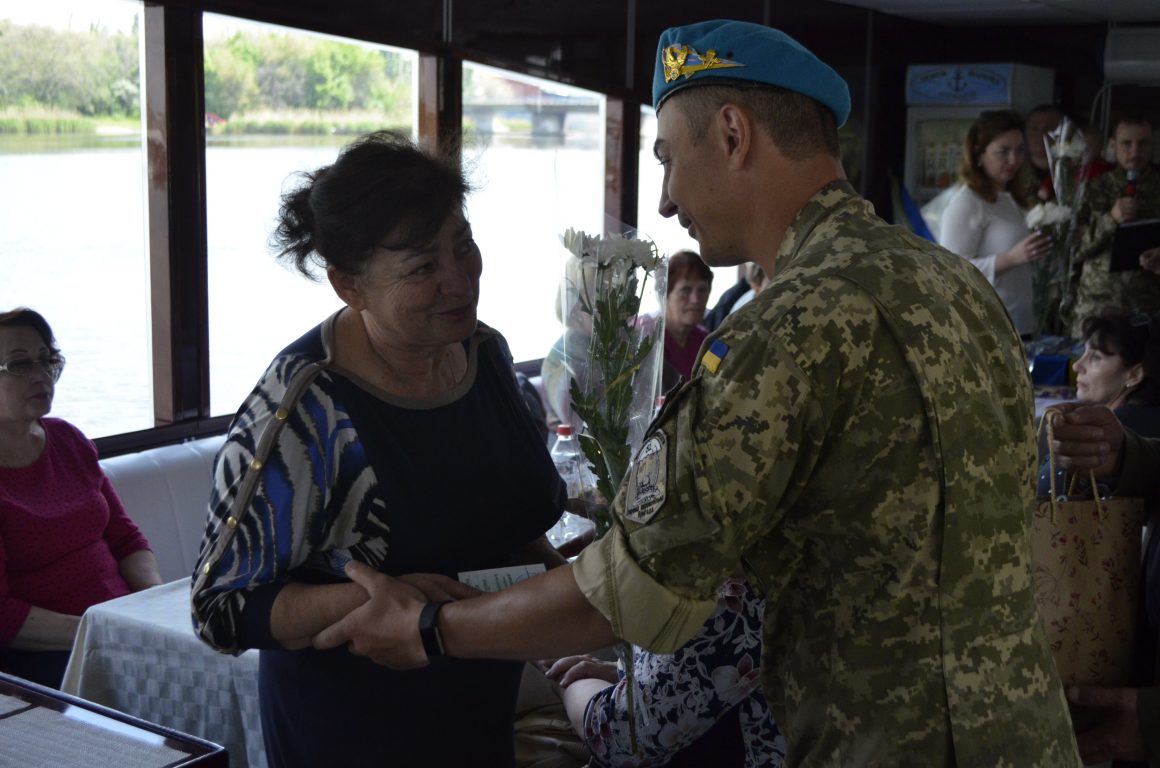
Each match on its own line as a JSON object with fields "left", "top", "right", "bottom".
{"left": 940, "top": 110, "right": 1050, "bottom": 337}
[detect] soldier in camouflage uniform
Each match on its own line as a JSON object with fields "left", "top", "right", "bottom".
{"left": 313, "top": 20, "right": 1081, "bottom": 767}
{"left": 1071, "top": 117, "right": 1160, "bottom": 337}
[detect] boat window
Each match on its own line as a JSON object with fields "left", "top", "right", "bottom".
{"left": 0, "top": 0, "right": 153, "bottom": 438}
{"left": 636, "top": 106, "right": 741, "bottom": 309}
{"left": 203, "top": 14, "right": 418, "bottom": 417}
{"left": 461, "top": 62, "right": 605, "bottom": 366}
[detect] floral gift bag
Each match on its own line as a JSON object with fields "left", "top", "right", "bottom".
{"left": 1032, "top": 411, "right": 1147, "bottom": 693}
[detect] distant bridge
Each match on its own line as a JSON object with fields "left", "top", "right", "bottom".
{"left": 463, "top": 100, "right": 601, "bottom": 136}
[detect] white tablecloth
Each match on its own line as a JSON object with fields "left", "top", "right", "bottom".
{"left": 61, "top": 578, "right": 266, "bottom": 768}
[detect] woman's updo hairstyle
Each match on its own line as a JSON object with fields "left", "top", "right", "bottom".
{"left": 272, "top": 131, "right": 470, "bottom": 278}
{"left": 1081, "top": 310, "right": 1160, "bottom": 406}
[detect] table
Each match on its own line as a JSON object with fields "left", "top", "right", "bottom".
{"left": 0, "top": 671, "right": 226, "bottom": 767}
{"left": 61, "top": 579, "right": 266, "bottom": 768}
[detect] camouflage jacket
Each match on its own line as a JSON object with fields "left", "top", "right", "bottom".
{"left": 573, "top": 182, "right": 1080, "bottom": 767}
{"left": 1072, "top": 165, "right": 1160, "bottom": 336}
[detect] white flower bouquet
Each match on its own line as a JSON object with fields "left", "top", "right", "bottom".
{"left": 1031, "top": 117, "right": 1091, "bottom": 336}
{"left": 556, "top": 226, "right": 667, "bottom": 535}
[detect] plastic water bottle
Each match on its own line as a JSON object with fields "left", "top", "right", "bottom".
{"left": 550, "top": 425, "right": 584, "bottom": 499}
{"left": 548, "top": 425, "right": 589, "bottom": 546}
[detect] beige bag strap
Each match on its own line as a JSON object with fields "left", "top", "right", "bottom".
{"left": 1039, "top": 406, "right": 1103, "bottom": 523}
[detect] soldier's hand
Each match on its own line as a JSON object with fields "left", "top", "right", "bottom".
{"left": 1112, "top": 196, "right": 1138, "bottom": 224}
{"left": 313, "top": 561, "right": 430, "bottom": 669}
{"left": 1067, "top": 685, "right": 1148, "bottom": 763}
{"left": 1140, "top": 246, "right": 1160, "bottom": 275}
{"left": 1046, "top": 403, "right": 1124, "bottom": 477}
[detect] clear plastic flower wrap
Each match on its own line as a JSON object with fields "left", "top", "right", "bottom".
{"left": 551, "top": 225, "right": 667, "bottom": 535}
{"left": 1026, "top": 117, "right": 1091, "bottom": 337}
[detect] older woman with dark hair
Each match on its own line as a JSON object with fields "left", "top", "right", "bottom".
{"left": 1073, "top": 310, "right": 1160, "bottom": 434}
{"left": 1038, "top": 310, "right": 1160, "bottom": 495}
{"left": 190, "top": 131, "right": 566, "bottom": 767}
{"left": 663, "top": 250, "right": 713, "bottom": 384}
{"left": 940, "top": 109, "right": 1051, "bottom": 337}
{"left": 0, "top": 308, "right": 160, "bottom": 689}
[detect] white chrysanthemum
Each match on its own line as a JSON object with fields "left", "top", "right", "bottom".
{"left": 560, "top": 228, "right": 659, "bottom": 273}
{"left": 1026, "top": 202, "right": 1073, "bottom": 229}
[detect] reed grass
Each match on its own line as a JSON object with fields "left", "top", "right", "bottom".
{"left": 0, "top": 108, "right": 96, "bottom": 135}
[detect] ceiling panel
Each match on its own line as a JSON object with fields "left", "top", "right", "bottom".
{"left": 831, "top": 0, "right": 1160, "bottom": 25}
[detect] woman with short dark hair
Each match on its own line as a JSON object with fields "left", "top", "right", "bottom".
{"left": 0, "top": 308, "right": 160, "bottom": 688}
{"left": 191, "top": 131, "right": 566, "bottom": 767}
{"left": 1074, "top": 310, "right": 1160, "bottom": 432}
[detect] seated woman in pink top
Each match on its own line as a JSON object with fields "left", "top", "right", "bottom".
{"left": 0, "top": 308, "right": 160, "bottom": 688}
{"left": 662, "top": 250, "right": 714, "bottom": 387}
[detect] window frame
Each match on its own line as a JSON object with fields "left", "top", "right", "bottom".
{"left": 94, "top": 2, "right": 638, "bottom": 455}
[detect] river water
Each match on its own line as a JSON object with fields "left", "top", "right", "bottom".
{"left": 0, "top": 133, "right": 705, "bottom": 438}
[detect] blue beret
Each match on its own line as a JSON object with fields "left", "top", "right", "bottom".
{"left": 652, "top": 19, "right": 851, "bottom": 128}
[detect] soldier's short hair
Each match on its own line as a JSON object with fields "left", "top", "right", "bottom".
{"left": 675, "top": 84, "right": 840, "bottom": 161}
{"left": 1111, "top": 113, "right": 1153, "bottom": 137}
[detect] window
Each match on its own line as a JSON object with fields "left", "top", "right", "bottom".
{"left": 203, "top": 15, "right": 418, "bottom": 415}
{"left": 461, "top": 63, "right": 605, "bottom": 364}
{"left": 0, "top": 0, "right": 151, "bottom": 438}
{"left": 637, "top": 106, "right": 740, "bottom": 310}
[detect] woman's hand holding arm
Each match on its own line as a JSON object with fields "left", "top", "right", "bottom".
{"left": 118, "top": 549, "right": 162, "bottom": 591}
{"left": 271, "top": 572, "right": 475, "bottom": 650}
{"left": 269, "top": 581, "right": 372, "bottom": 650}
{"left": 8, "top": 606, "right": 81, "bottom": 651}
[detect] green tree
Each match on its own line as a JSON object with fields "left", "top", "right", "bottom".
{"left": 306, "top": 40, "right": 389, "bottom": 110}
{"left": 253, "top": 33, "right": 311, "bottom": 109}
{"left": 204, "top": 37, "right": 259, "bottom": 118}
{"left": 0, "top": 21, "right": 139, "bottom": 117}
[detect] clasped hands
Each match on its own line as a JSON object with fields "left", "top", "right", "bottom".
{"left": 313, "top": 561, "right": 479, "bottom": 668}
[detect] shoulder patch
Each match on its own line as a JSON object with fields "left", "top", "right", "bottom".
{"left": 701, "top": 339, "right": 730, "bottom": 373}
{"left": 624, "top": 433, "right": 667, "bottom": 524}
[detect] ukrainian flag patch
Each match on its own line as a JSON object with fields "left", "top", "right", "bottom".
{"left": 701, "top": 339, "right": 729, "bottom": 373}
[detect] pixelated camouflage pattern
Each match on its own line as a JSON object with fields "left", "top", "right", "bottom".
{"left": 1072, "top": 165, "right": 1160, "bottom": 337}
{"left": 597, "top": 182, "right": 1080, "bottom": 766}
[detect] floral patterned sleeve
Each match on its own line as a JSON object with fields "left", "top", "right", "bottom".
{"left": 581, "top": 579, "right": 786, "bottom": 768}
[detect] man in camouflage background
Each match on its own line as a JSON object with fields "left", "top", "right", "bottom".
{"left": 1071, "top": 116, "right": 1160, "bottom": 337}
{"left": 313, "top": 19, "right": 1080, "bottom": 766}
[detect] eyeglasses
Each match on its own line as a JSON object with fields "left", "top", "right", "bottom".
{"left": 0, "top": 353, "right": 66, "bottom": 381}
{"left": 986, "top": 146, "right": 1025, "bottom": 161}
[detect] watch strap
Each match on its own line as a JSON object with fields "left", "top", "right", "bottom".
{"left": 418, "top": 600, "right": 449, "bottom": 660}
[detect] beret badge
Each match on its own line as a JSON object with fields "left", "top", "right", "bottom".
{"left": 662, "top": 45, "right": 744, "bottom": 83}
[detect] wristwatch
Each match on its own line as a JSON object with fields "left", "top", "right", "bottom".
{"left": 418, "top": 601, "right": 449, "bottom": 660}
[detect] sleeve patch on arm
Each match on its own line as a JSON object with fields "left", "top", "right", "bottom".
{"left": 625, "top": 433, "right": 667, "bottom": 524}
{"left": 701, "top": 339, "right": 730, "bottom": 374}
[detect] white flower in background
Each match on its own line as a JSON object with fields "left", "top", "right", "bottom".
{"left": 560, "top": 228, "right": 602, "bottom": 261}
{"left": 1026, "top": 202, "right": 1073, "bottom": 230}
{"left": 1048, "top": 122, "right": 1087, "bottom": 160}
{"left": 560, "top": 228, "right": 660, "bottom": 272}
